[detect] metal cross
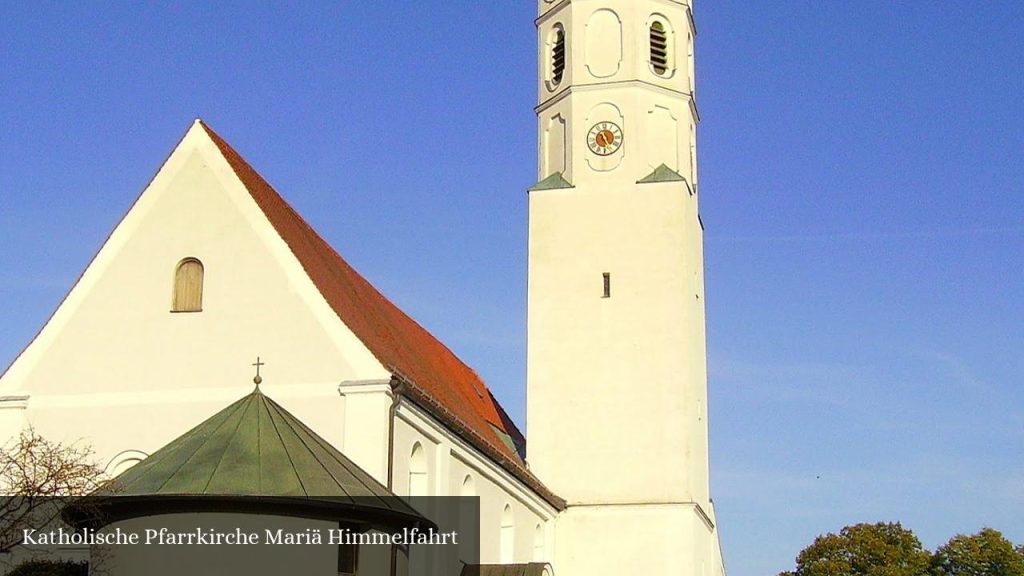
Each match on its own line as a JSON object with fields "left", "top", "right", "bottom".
{"left": 252, "top": 357, "right": 265, "bottom": 386}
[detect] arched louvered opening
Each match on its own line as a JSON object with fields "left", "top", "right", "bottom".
{"left": 172, "top": 258, "right": 204, "bottom": 312}
{"left": 551, "top": 26, "right": 566, "bottom": 86}
{"left": 650, "top": 21, "right": 670, "bottom": 76}
{"left": 500, "top": 504, "right": 515, "bottom": 563}
{"left": 408, "top": 442, "right": 428, "bottom": 497}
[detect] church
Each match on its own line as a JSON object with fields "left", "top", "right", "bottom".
{"left": 0, "top": 1, "right": 725, "bottom": 575}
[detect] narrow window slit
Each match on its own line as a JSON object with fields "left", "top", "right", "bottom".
{"left": 602, "top": 273, "right": 611, "bottom": 298}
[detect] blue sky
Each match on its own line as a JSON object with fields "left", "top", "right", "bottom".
{"left": 1, "top": 2, "right": 1021, "bottom": 575}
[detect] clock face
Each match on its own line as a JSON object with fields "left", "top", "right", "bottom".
{"left": 587, "top": 122, "right": 623, "bottom": 156}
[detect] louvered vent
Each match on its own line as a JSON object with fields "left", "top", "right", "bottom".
{"left": 552, "top": 28, "right": 566, "bottom": 86}
{"left": 651, "top": 21, "right": 669, "bottom": 76}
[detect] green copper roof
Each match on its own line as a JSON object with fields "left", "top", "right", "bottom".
{"left": 107, "top": 389, "right": 398, "bottom": 501}
{"left": 528, "top": 172, "right": 574, "bottom": 191}
{"left": 637, "top": 164, "right": 686, "bottom": 183}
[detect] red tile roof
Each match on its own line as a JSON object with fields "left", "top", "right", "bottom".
{"left": 200, "top": 122, "right": 563, "bottom": 509}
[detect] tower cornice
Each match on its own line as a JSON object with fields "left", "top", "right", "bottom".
{"left": 536, "top": 0, "right": 695, "bottom": 27}
{"left": 535, "top": 80, "right": 699, "bottom": 124}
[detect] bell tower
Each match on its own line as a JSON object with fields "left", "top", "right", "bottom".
{"left": 527, "top": 1, "right": 723, "bottom": 575}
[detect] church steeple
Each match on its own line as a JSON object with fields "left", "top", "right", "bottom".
{"left": 534, "top": 0, "right": 698, "bottom": 188}
{"left": 527, "top": 1, "right": 722, "bottom": 574}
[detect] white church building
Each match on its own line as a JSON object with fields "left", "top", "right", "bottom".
{"left": 0, "top": 1, "right": 725, "bottom": 575}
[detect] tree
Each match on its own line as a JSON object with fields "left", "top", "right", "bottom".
{"left": 7, "top": 560, "right": 88, "bottom": 576}
{"left": 0, "top": 429, "right": 105, "bottom": 553}
{"left": 932, "top": 528, "right": 1024, "bottom": 576}
{"left": 780, "top": 522, "right": 932, "bottom": 576}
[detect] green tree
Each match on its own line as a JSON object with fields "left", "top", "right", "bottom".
{"left": 780, "top": 522, "right": 931, "bottom": 576}
{"left": 932, "top": 528, "right": 1024, "bottom": 576}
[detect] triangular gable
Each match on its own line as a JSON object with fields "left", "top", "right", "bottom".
{"left": 0, "top": 120, "right": 389, "bottom": 395}
{"left": 528, "top": 172, "right": 574, "bottom": 192}
{"left": 637, "top": 163, "right": 686, "bottom": 184}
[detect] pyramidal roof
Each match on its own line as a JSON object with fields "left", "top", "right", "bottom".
{"left": 109, "top": 388, "right": 398, "bottom": 499}
{"left": 92, "top": 388, "right": 430, "bottom": 529}
{"left": 194, "top": 122, "right": 559, "bottom": 506}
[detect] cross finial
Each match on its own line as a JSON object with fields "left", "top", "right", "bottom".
{"left": 252, "top": 357, "right": 265, "bottom": 387}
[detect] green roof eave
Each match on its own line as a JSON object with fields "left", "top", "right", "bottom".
{"left": 87, "top": 388, "right": 430, "bottom": 529}
{"left": 528, "top": 172, "right": 574, "bottom": 191}
{"left": 103, "top": 390, "right": 411, "bottom": 507}
{"left": 637, "top": 164, "right": 686, "bottom": 184}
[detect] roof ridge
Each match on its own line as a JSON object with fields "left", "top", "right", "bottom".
{"left": 267, "top": 393, "right": 390, "bottom": 504}
{"left": 264, "top": 395, "right": 346, "bottom": 499}
{"left": 260, "top": 393, "right": 310, "bottom": 497}
{"left": 196, "top": 121, "right": 541, "bottom": 496}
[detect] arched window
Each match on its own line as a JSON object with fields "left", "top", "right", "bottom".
{"left": 461, "top": 474, "right": 475, "bottom": 497}
{"left": 533, "top": 523, "right": 545, "bottom": 561}
{"left": 105, "top": 449, "right": 149, "bottom": 477}
{"left": 500, "top": 504, "right": 514, "bottom": 563}
{"left": 650, "top": 20, "right": 670, "bottom": 76}
{"left": 172, "top": 258, "right": 204, "bottom": 312}
{"left": 408, "top": 442, "right": 427, "bottom": 497}
{"left": 551, "top": 25, "right": 566, "bottom": 87}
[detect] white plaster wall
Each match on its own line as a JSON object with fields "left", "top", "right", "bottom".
{"left": 528, "top": 180, "right": 709, "bottom": 506}
{"left": 391, "top": 403, "right": 557, "bottom": 567}
{"left": 553, "top": 504, "right": 716, "bottom": 576}
{"left": 337, "top": 381, "right": 394, "bottom": 482}
{"left": 0, "top": 123, "right": 391, "bottom": 479}
{"left": 537, "top": 76, "right": 697, "bottom": 185}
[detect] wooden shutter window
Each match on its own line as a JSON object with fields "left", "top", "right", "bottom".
{"left": 651, "top": 21, "right": 670, "bottom": 76}
{"left": 552, "top": 27, "right": 566, "bottom": 86}
{"left": 172, "top": 258, "right": 204, "bottom": 312}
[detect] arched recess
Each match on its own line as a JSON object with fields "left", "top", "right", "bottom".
{"left": 500, "top": 504, "right": 515, "bottom": 563}
{"left": 105, "top": 449, "right": 149, "bottom": 478}
{"left": 460, "top": 474, "right": 476, "bottom": 497}
{"left": 585, "top": 102, "right": 626, "bottom": 172}
{"left": 533, "top": 523, "right": 545, "bottom": 561}
{"left": 408, "top": 442, "right": 428, "bottom": 497}
{"left": 585, "top": 9, "right": 622, "bottom": 78}
{"left": 172, "top": 257, "right": 204, "bottom": 312}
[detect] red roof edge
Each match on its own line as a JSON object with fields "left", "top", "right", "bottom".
{"left": 196, "top": 122, "right": 559, "bottom": 507}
